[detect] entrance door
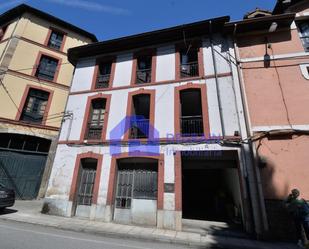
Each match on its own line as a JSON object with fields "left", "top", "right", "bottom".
{"left": 74, "top": 158, "right": 97, "bottom": 218}
{"left": 113, "top": 160, "right": 158, "bottom": 226}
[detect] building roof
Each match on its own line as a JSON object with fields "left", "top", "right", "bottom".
{"left": 0, "top": 4, "right": 97, "bottom": 42}
{"left": 68, "top": 16, "right": 230, "bottom": 65}
{"left": 225, "top": 13, "right": 295, "bottom": 35}
{"left": 273, "top": 0, "right": 304, "bottom": 14}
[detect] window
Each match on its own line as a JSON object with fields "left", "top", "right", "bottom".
{"left": 77, "top": 158, "right": 97, "bottom": 206}
{"left": 35, "top": 55, "right": 59, "bottom": 81}
{"left": 179, "top": 46, "right": 199, "bottom": 78}
{"left": 95, "top": 61, "right": 112, "bottom": 88}
{"left": 47, "top": 30, "right": 64, "bottom": 50}
{"left": 130, "top": 94, "right": 150, "bottom": 139}
{"left": 136, "top": 55, "right": 152, "bottom": 84}
{"left": 179, "top": 89, "right": 204, "bottom": 136}
{"left": 85, "top": 99, "right": 106, "bottom": 140}
{"left": 298, "top": 21, "right": 309, "bottom": 52}
{"left": 115, "top": 165, "right": 157, "bottom": 209}
{"left": 20, "top": 88, "right": 50, "bottom": 124}
{"left": 0, "top": 25, "right": 8, "bottom": 41}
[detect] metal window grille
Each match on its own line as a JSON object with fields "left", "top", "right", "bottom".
{"left": 115, "top": 169, "right": 157, "bottom": 209}
{"left": 96, "top": 62, "right": 112, "bottom": 89}
{"left": 299, "top": 22, "right": 309, "bottom": 52}
{"left": 48, "top": 31, "right": 64, "bottom": 50}
{"left": 77, "top": 161, "right": 97, "bottom": 206}
{"left": 85, "top": 100, "right": 106, "bottom": 140}
{"left": 20, "top": 89, "right": 50, "bottom": 124}
{"left": 35, "top": 56, "right": 58, "bottom": 81}
{"left": 115, "top": 170, "right": 133, "bottom": 209}
{"left": 180, "top": 115, "right": 204, "bottom": 136}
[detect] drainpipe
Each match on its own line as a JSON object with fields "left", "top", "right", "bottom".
{"left": 232, "top": 24, "right": 269, "bottom": 237}
{"left": 209, "top": 21, "right": 225, "bottom": 137}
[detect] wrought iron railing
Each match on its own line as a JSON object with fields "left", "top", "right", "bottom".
{"left": 180, "top": 61, "right": 199, "bottom": 78}
{"left": 136, "top": 68, "right": 151, "bottom": 84}
{"left": 85, "top": 122, "right": 103, "bottom": 140}
{"left": 96, "top": 74, "right": 110, "bottom": 88}
{"left": 130, "top": 118, "right": 149, "bottom": 138}
{"left": 180, "top": 116, "right": 204, "bottom": 136}
{"left": 36, "top": 64, "right": 56, "bottom": 81}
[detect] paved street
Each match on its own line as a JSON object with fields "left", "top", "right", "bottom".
{"left": 0, "top": 220, "right": 197, "bottom": 249}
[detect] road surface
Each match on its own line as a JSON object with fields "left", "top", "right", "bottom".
{"left": 0, "top": 220, "right": 198, "bottom": 249}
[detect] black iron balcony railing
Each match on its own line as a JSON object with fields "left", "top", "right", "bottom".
{"left": 180, "top": 61, "right": 199, "bottom": 78}
{"left": 96, "top": 74, "right": 110, "bottom": 88}
{"left": 180, "top": 115, "right": 204, "bottom": 137}
{"left": 136, "top": 68, "right": 151, "bottom": 84}
{"left": 85, "top": 122, "right": 103, "bottom": 140}
{"left": 36, "top": 66, "right": 56, "bottom": 81}
{"left": 130, "top": 119, "right": 149, "bottom": 139}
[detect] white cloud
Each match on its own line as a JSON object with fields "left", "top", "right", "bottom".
{"left": 0, "top": 0, "right": 27, "bottom": 10}
{"left": 45, "top": 0, "right": 130, "bottom": 15}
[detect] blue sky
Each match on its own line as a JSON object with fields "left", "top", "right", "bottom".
{"left": 1, "top": 0, "right": 276, "bottom": 41}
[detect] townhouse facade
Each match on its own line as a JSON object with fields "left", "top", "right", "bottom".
{"left": 0, "top": 5, "right": 97, "bottom": 200}
{"left": 228, "top": 0, "right": 309, "bottom": 240}
{"left": 43, "top": 17, "right": 269, "bottom": 235}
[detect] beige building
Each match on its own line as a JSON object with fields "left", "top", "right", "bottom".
{"left": 0, "top": 4, "right": 97, "bottom": 199}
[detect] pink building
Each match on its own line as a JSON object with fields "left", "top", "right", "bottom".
{"left": 229, "top": 0, "right": 309, "bottom": 240}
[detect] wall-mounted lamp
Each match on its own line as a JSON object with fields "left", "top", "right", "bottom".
{"left": 269, "top": 22, "right": 278, "bottom": 33}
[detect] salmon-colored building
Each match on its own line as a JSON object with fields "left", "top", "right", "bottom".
{"left": 228, "top": 0, "right": 309, "bottom": 239}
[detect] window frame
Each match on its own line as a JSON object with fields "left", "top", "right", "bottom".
{"left": 297, "top": 20, "right": 309, "bottom": 52}
{"left": 44, "top": 27, "right": 67, "bottom": 52}
{"left": 91, "top": 56, "right": 116, "bottom": 90}
{"left": 174, "top": 83, "right": 210, "bottom": 138}
{"left": 32, "top": 52, "right": 62, "bottom": 82}
{"left": 124, "top": 89, "right": 156, "bottom": 140}
{"left": 69, "top": 152, "right": 103, "bottom": 207}
{"left": 175, "top": 41, "right": 204, "bottom": 80}
{"left": 16, "top": 85, "right": 54, "bottom": 126}
{"left": 80, "top": 93, "right": 111, "bottom": 142}
{"left": 131, "top": 49, "right": 157, "bottom": 85}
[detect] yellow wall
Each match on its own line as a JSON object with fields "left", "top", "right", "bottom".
{"left": 0, "top": 74, "right": 68, "bottom": 127}
{"left": 0, "top": 11, "right": 93, "bottom": 133}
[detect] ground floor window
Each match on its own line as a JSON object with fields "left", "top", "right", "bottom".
{"left": 115, "top": 163, "right": 158, "bottom": 209}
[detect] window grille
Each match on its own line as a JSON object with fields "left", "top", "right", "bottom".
{"left": 20, "top": 89, "right": 50, "bottom": 124}
{"left": 35, "top": 56, "right": 59, "bottom": 81}
{"left": 115, "top": 168, "right": 157, "bottom": 209}
{"left": 48, "top": 30, "right": 64, "bottom": 50}
{"left": 77, "top": 160, "right": 97, "bottom": 206}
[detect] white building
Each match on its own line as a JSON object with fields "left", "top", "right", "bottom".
{"left": 44, "top": 17, "right": 267, "bottom": 235}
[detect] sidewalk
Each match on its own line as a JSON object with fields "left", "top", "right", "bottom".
{"left": 0, "top": 201, "right": 298, "bottom": 249}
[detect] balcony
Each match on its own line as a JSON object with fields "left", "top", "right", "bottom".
{"left": 85, "top": 122, "right": 103, "bottom": 140}
{"left": 180, "top": 61, "right": 199, "bottom": 78}
{"left": 180, "top": 116, "right": 204, "bottom": 137}
{"left": 96, "top": 74, "right": 110, "bottom": 88}
{"left": 136, "top": 69, "right": 151, "bottom": 84}
{"left": 130, "top": 118, "right": 149, "bottom": 139}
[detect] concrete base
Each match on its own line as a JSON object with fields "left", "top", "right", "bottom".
{"left": 42, "top": 198, "right": 72, "bottom": 217}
